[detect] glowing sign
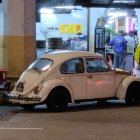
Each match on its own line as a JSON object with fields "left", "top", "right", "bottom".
{"left": 59, "top": 24, "right": 82, "bottom": 34}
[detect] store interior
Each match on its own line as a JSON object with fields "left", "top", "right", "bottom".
{"left": 36, "top": 1, "right": 139, "bottom": 58}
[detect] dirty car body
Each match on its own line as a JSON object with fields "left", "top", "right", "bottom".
{"left": 6, "top": 50, "right": 140, "bottom": 111}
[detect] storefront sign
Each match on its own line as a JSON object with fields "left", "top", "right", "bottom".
{"left": 59, "top": 24, "right": 82, "bottom": 34}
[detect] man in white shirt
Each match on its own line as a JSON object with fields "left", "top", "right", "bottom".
{"left": 124, "top": 31, "right": 135, "bottom": 72}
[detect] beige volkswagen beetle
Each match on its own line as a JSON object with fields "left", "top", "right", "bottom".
{"left": 7, "top": 50, "right": 140, "bottom": 111}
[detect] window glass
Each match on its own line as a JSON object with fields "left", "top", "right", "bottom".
{"left": 101, "top": 60, "right": 110, "bottom": 72}
{"left": 60, "top": 58, "right": 84, "bottom": 74}
{"left": 27, "top": 58, "right": 53, "bottom": 72}
{"left": 86, "top": 58, "right": 109, "bottom": 73}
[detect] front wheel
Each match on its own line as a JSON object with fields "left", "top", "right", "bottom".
{"left": 47, "top": 89, "right": 68, "bottom": 112}
{"left": 125, "top": 94, "right": 140, "bottom": 106}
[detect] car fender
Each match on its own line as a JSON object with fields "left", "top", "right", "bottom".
{"left": 116, "top": 76, "right": 140, "bottom": 100}
{"left": 39, "top": 78, "right": 74, "bottom": 103}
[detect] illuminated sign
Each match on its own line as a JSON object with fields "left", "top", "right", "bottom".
{"left": 59, "top": 24, "right": 82, "bottom": 34}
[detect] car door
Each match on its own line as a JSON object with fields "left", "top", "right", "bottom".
{"left": 85, "top": 57, "right": 115, "bottom": 99}
{"left": 60, "top": 58, "right": 87, "bottom": 100}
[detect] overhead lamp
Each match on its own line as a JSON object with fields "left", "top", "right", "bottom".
{"left": 113, "top": 0, "right": 135, "bottom": 3}
{"left": 39, "top": 8, "right": 54, "bottom": 14}
{"left": 108, "top": 11, "right": 127, "bottom": 17}
{"left": 55, "top": 6, "right": 74, "bottom": 9}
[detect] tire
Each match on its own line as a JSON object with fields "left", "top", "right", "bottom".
{"left": 125, "top": 94, "right": 140, "bottom": 106}
{"left": 125, "top": 96, "right": 135, "bottom": 106}
{"left": 98, "top": 99, "right": 107, "bottom": 105}
{"left": 20, "top": 105, "right": 35, "bottom": 110}
{"left": 125, "top": 83, "right": 140, "bottom": 106}
{"left": 47, "top": 89, "right": 68, "bottom": 112}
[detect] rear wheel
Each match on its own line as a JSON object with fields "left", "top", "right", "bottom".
{"left": 20, "top": 105, "right": 35, "bottom": 110}
{"left": 47, "top": 89, "right": 68, "bottom": 112}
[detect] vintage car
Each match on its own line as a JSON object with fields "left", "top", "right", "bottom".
{"left": 6, "top": 50, "right": 140, "bottom": 111}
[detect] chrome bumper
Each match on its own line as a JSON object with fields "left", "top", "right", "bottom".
{"left": 4, "top": 92, "right": 41, "bottom": 104}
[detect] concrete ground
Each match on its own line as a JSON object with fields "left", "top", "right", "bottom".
{"left": 0, "top": 102, "right": 140, "bottom": 140}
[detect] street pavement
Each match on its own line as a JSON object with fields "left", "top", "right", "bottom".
{"left": 0, "top": 102, "right": 140, "bottom": 140}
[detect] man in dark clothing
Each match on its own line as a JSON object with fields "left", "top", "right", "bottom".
{"left": 108, "top": 30, "right": 127, "bottom": 69}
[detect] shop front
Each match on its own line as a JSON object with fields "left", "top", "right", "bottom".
{"left": 36, "top": 6, "right": 88, "bottom": 57}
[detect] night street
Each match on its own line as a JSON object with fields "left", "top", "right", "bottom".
{"left": 0, "top": 101, "right": 140, "bottom": 140}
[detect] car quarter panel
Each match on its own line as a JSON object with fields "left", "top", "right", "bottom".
{"left": 115, "top": 76, "right": 140, "bottom": 99}
{"left": 59, "top": 74, "right": 87, "bottom": 100}
{"left": 39, "top": 78, "right": 75, "bottom": 103}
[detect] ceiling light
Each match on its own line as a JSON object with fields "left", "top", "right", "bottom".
{"left": 55, "top": 6, "right": 74, "bottom": 9}
{"left": 39, "top": 8, "right": 54, "bottom": 14}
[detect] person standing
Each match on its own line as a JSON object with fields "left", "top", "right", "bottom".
{"left": 124, "top": 31, "right": 135, "bottom": 72}
{"left": 107, "top": 30, "right": 127, "bottom": 69}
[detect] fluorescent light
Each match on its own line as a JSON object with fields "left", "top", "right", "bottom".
{"left": 55, "top": 6, "right": 74, "bottom": 9}
{"left": 108, "top": 11, "right": 127, "bottom": 17}
{"left": 39, "top": 8, "right": 54, "bottom": 14}
{"left": 113, "top": 0, "right": 135, "bottom": 3}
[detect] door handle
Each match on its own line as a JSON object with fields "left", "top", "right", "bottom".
{"left": 87, "top": 75, "right": 93, "bottom": 78}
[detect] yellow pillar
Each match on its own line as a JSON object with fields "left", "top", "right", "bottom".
{"left": 4, "top": 0, "right": 36, "bottom": 78}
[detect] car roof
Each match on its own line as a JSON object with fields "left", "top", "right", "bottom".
{"left": 40, "top": 50, "right": 103, "bottom": 62}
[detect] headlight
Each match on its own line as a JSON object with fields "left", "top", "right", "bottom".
{"left": 33, "top": 84, "right": 43, "bottom": 94}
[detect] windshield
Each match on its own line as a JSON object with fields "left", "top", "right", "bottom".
{"left": 27, "top": 58, "right": 53, "bottom": 71}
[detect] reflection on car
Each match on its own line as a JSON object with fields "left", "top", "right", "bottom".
{"left": 6, "top": 50, "right": 140, "bottom": 111}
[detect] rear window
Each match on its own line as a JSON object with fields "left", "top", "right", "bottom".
{"left": 27, "top": 58, "right": 53, "bottom": 71}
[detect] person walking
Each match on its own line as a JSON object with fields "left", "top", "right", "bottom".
{"left": 107, "top": 30, "right": 127, "bottom": 69}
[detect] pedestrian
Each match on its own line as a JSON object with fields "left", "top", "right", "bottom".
{"left": 106, "top": 53, "right": 113, "bottom": 68}
{"left": 107, "top": 30, "right": 127, "bottom": 69}
{"left": 124, "top": 31, "right": 135, "bottom": 72}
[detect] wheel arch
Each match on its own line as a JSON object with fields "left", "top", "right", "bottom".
{"left": 116, "top": 76, "right": 140, "bottom": 100}
{"left": 46, "top": 86, "right": 72, "bottom": 103}
{"left": 40, "top": 79, "right": 75, "bottom": 103}
{"left": 125, "top": 81, "right": 140, "bottom": 98}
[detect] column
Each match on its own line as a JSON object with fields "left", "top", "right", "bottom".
{"left": 4, "top": 0, "right": 36, "bottom": 78}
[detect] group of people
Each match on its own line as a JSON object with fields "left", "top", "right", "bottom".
{"left": 107, "top": 30, "right": 138, "bottom": 72}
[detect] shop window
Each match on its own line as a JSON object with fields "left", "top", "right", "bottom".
{"left": 48, "top": 38, "right": 63, "bottom": 49}
{"left": 36, "top": 41, "right": 46, "bottom": 49}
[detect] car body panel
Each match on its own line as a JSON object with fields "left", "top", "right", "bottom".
{"left": 116, "top": 76, "right": 140, "bottom": 99}
{"left": 6, "top": 50, "right": 140, "bottom": 107}
{"left": 86, "top": 71, "right": 115, "bottom": 99}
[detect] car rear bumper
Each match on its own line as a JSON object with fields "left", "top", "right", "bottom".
{"left": 3, "top": 92, "right": 41, "bottom": 105}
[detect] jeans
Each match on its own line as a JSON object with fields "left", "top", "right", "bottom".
{"left": 113, "top": 52, "right": 125, "bottom": 69}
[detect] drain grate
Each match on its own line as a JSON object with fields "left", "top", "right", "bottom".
{"left": 0, "top": 107, "right": 19, "bottom": 121}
